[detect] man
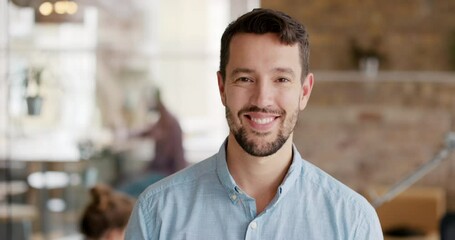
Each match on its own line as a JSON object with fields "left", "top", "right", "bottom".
{"left": 126, "top": 8, "right": 383, "bottom": 239}
{"left": 136, "top": 89, "right": 187, "bottom": 176}
{"left": 117, "top": 88, "right": 186, "bottom": 197}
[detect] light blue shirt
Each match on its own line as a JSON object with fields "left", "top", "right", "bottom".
{"left": 125, "top": 140, "right": 383, "bottom": 239}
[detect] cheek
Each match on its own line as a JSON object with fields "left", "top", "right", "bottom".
{"left": 280, "top": 90, "right": 301, "bottom": 109}
{"left": 225, "top": 90, "right": 247, "bottom": 108}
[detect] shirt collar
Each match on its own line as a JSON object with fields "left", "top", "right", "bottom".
{"left": 279, "top": 145, "right": 303, "bottom": 197}
{"left": 216, "top": 138, "right": 303, "bottom": 203}
{"left": 216, "top": 139, "right": 239, "bottom": 203}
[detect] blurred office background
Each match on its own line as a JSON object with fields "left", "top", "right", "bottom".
{"left": 1, "top": 0, "right": 455, "bottom": 239}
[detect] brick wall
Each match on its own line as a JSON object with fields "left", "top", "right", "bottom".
{"left": 293, "top": 71, "right": 455, "bottom": 210}
{"left": 262, "top": 0, "right": 455, "bottom": 70}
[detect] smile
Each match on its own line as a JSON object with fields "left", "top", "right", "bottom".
{"left": 243, "top": 112, "right": 281, "bottom": 132}
{"left": 250, "top": 117, "right": 274, "bottom": 125}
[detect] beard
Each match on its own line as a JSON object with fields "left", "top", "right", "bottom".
{"left": 226, "top": 105, "right": 299, "bottom": 157}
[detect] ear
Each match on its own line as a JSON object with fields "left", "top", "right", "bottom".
{"left": 217, "top": 71, "right": 226, "bottom": 106}
{"left": 299, "top": 73, "right": 314, "bottom": 111}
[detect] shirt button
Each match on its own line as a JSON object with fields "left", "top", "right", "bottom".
{"left": 250, "top": 221, "right": 257, "bottom": 229}
{"left": 231, "top": 194, "right": 237, "bottom": 200}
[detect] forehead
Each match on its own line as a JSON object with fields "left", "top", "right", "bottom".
{"left": 227, "top": 33, "right": 301, "bottom": 74}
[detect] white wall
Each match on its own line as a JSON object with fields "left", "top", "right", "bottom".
{"left": 0, "top": 0, "right": 10, "bottom": 158}
{"left": 0, "top": 0, "right": 7, "bottom": 138}
{"left": 3, "top": 4, "right": 99, "bottom": 161}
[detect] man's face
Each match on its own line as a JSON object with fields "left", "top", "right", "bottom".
{"left": 218, "top": 33, "right": 313, "bottom": 157}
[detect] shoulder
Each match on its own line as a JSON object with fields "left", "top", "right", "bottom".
{"left": 137, "top": 154, "right": 217, "bottom": 202}
{"left": 126, "top": 154, "right": 220, "bottom": 238}
{"left": 298, "top": 158, "right": 382, "bottom": 238}
{"left": 300, "top": 158, "right": 367, "bottom": 204}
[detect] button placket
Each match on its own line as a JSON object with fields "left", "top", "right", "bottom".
{"left": 250, "top": 221, "right": 258, "bottom": 229}
{"left": 230, "top": 194, "right": 237, "bottom": 201}
{"left": 245, "top": 219, "right": 260, "bottom": 240}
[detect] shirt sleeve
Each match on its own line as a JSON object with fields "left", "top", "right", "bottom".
{"left": 125, "top": 198, "right": 150, "bottom": 240}
{"left": 354, "top": 204, "right": 384, "bottom": 240}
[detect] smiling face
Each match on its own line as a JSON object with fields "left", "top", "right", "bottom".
{"left": 218, "top": 33, "right": 313, "bottom": 157}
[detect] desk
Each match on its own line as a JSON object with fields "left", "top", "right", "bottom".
{"left": 1, "top": 132, "right": 84, "bottom": 238}
{"left": 0, "top": 181, "right": 28, "bottom": 201}
{"left": 0, "top": 203, "right": 37, "bottom": 240}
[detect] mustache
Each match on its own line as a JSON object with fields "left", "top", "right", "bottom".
{"left": 238, "top": 106, "right": 285, "bottom": 115}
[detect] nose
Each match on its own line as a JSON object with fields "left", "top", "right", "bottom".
{"left": 250, "top": 80, "right": 274, "bottom": 108}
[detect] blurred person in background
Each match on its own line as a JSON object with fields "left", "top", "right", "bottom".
{"left": 117, "top": 88, "right": 188, "bottom": 197}
{"left": 80, "top": 184, "right": 134, "bottom": 240}
{"left": 134, "top": 88, "right": 187, "bottom": 175}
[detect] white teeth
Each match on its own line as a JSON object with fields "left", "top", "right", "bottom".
{"left": 251, "top": 117, "right": 274, "bottom": 124}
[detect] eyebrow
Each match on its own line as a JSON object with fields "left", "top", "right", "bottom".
{"left": 230, "top": 68, "right": 254, "bottom": 76}
{"left": 230, "top": 67, "right": 296, "bottom": 77}
{"left": 273, "top": 67, "right": 295, "bottom": 77}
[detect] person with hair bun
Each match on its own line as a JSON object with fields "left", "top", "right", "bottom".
{"left": 80, "top": 184, "right": 135, "bottom": 240}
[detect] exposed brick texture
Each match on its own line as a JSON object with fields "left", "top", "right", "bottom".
{"left": 292, "top": 72, "right": 455, "bottom": 210}
{"left": 262, "top": 0, "right": 455, "bottom": 70}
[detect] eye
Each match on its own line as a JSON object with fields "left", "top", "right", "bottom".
{"left": 277, "top": 77, "right": 290, "bottom": 83}
{"left": 235, "top": 77, "right": 253, "bottom": 83}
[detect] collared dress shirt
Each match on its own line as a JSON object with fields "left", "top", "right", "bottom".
{"left": 125, "top": 140, "right": 383, "bottom": 240}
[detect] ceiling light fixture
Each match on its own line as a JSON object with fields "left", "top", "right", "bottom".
{"left": 38, "top": 0, "right": 79, "bottom": 16}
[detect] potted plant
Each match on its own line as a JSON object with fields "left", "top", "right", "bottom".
{"left": 24, "top": 67, "right": 44, "bottom": 116}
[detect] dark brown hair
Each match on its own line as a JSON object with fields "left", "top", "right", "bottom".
{"left": 219, "top": 8, "right": 310, "bottom": 81}
{"left": 79, "top": 184, "right": 134, "bottom": 239}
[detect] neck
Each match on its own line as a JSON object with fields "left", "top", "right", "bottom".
{"left": 226, "top": 134, "right": 294, "bottom": 214}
